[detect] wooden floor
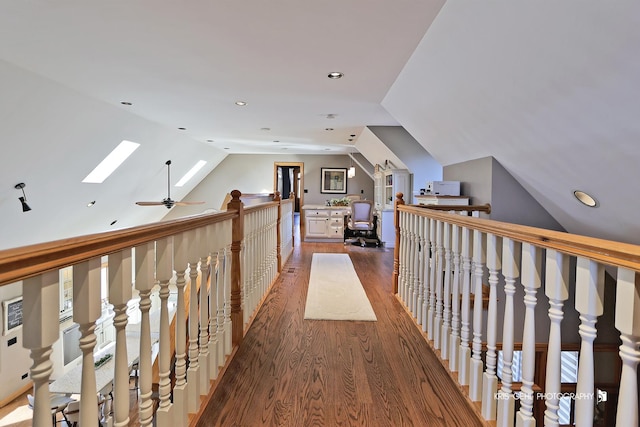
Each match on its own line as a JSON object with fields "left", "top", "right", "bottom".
{"left": 195, "top": 234, "right": 484, "bottom": 426}
{"left": 0, "top": 220, "right": 484, "bottom": 427}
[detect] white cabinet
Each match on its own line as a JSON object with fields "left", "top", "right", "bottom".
{"left": 302, "top": 206, "right": 348, "bottom": 242}
{"left": 376, "top": 209, "right": 396, "bottom": 248}
{"left": 372, "top": 168, "right": 410, "bottom": 248}
{"left": 383, "top": 169, "right": 411, "bottom": 209}
{"left": 414, "top": 195, "right": 469, "bottom": 206}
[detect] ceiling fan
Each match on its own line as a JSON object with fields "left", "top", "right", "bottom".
{"left": 136, "top": 160, "right": 205, "bottom": 209}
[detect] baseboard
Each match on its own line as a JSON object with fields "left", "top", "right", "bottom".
{"left": 0, "top": 381, "right": 32, "bottom": 408}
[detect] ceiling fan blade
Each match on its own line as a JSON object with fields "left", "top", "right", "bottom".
{"left": 136, "top": 201, "right": 165, "bottom": 206}
{"left": 174, "top": 201, "right": 205, "bottom": 206}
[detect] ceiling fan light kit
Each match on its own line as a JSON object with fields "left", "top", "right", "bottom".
{"left": 136, "top": 160, "right": 205, "bottom": 209}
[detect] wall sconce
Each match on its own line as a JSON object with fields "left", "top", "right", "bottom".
{"left": 14, "top": 183, "right": 32, "bottom": 212}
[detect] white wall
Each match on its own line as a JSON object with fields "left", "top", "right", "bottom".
{"left": 164, "top": 154, "right": 375, "bottom": 219}
{"left": 0, "top": 282, "right": 31, "bottom": 404}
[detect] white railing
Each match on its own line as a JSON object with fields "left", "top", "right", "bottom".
{"left": 0, "top": 190, "right": 292, "bottom": 427}
{"left": 242, "top": 202, "right": 279, "bottom": 327}
{"left": 279, "top": 195, "right": 295, "bottom": 270}
{"left": 394, "top": 196, "right": 639, "bottom": 427}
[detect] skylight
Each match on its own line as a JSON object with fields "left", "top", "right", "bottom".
{"left": 82, "top": 140, "right": 140, "bottom": 183}
{"left": 175, "top": 160, "right": 207, "bottom": 187}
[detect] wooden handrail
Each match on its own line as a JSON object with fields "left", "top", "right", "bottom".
{"left": 396, "top": 194, "right": 640, "bottom": 272}
{"left": 0, "top": 210, "right": 237, "bottom": 287}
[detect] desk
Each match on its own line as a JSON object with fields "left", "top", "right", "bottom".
{"left": 302, "top": 205, "right": 350, "bottom": 242}
{"left": 50, "top": 336, "right": 141, "bottom": 395}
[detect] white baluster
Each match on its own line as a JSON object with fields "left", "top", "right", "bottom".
{"left": 458, "top": 226, "right": 472, "bottom": 386}
{"left": 427, "top": 218, "right": 437, "bottom": 340}
{"left": 172, "top": 233, "right": 189, "bottom": 426}
{"left": 208, "top": 224, "right": 221, "bottom": 380}
{"left": 155, "top": 238, "right": 174, "bottom": 426}
{"left": 543, "top": 250, "right": 569, "bottom": 427}
{"left": 449, "top": 223, "right": 461, "bottom": 372}
{"left": 108, "top": 249, "right": 133, "bottom": 427}
{"left": 397, "top": 211, "right": 406, "bottom": 304}
{"left": 573, "top": 257, "right": 604, "bottom": 427}
{"left": 416, "top": 215, "right": 426, "bottom": 326}
{"left": 198, "top": 228, "right": 211, "bottom": 394}
{"left": 134, "top": 243, "right": 155, "bottom": 427}
{"left": 187, "top": 230, "right": 200, "bottom": 413}
{"left": 209, "top": 250, "right": 221, "bottom": 377}
{"left": 223, "top": 233, "right": 233, "bottom": 356}
{"left": 73, "top": 258, "right": 102, "bottom": 426}
{"left": 614, "top": 268, "right": 640, "bottom": 427}
{"left": 469, "top": 229, "right": 485, "bottom": 402}
{"left": 421, "top": 216, "right": 430, "bottom": 333}
{"left": 516, "top": 243, "right": 541, "bottom": 427}
{"left": 219, "top": 242, "right": 229, "bottom": 367}
{"left": 434, "top": 220, "right": 444, "bottom": 350}
{"left": 22, "top": 271, "right": 59, "bottom": 427}
{"left": 496, "top": 238, "right": 519, "bottom": 427}
{"left": 441, "top": 222, "right": 452, "bottom": 360}
{"left": 409, "top": 214, "right": 418, "bottom": 315}
{"left": 402, "top": 211, "right": 410, "bottom": 306}
{"left": 482, "top": 233, "right": 501, "bottom": 420}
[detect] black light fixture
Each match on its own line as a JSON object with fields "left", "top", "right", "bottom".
{"left": 14, "top": 183, "right": 31, "bottom": 212}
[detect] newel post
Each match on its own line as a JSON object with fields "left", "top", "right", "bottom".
{"left": 274, "top": 191, "right": 282, "bottom": 272}
{"left": 392, "top": 192, "right": 405, "bottom": 294}
{"left": 227, "top": 190, "right": 245, "bottom": 346}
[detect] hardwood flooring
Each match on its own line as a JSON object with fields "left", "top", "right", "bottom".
{"left": 196, "top": 239, "right": 484, "bottom": 426}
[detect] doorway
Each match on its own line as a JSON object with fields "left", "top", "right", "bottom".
{"left": 274, "top": 162, "right": 304, "bottom": 212}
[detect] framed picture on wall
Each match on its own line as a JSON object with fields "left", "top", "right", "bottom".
{"left": 2, "top": 297, "right": 23, "bottom": 336}
{"left": 320, "top": 168, "right": 347, "bottom": 194}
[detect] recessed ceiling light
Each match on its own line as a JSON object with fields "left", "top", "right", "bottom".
{"left": 175, "top": 160, "right": 207, "bottom": 187}
{"left": 261, "top": 127, "right": 271, "bottom": 131}
{"left": 178, "top": 127, "right": 186, "bottom": 131}
{"left": 328, "top": 72, "right": 344, "bottom": 79}
{"left": 110, "top": 220, "right": 118, "bottom": 226}
{"left": 224, "top": 147, "right": 230, "bottom": 150}
{"left": 326, "top": 114, "right": 337, "bottom": 119}
{"left": 574, "top": 190, "right": 599, "bottom": 207}
{"left": 120, "top": 101, "right": 132, "bottom": 106}
{"left": 324, "top": 148, "right": 331, "bottom": 151}
{"left": 82, "top": 140, "right": 140, "bottom": 183}
{"left": 273, "top": 140, "right": 280, "bottom": 143}
{"left": 325, "top": 128, "right": 334, "bottom": 131}
{"left": 206, "top": 139, "right": 214, "bottom": 143}
{"left": 235, "top": 101, "right": 247, "bottom": 106}
{"left": 350, "top": 134, "right": 356, "bottom": 137}
{"left": 87, "top": 201, "right": 96, "bottom": 207}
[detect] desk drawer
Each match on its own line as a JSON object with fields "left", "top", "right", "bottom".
{"left": 305, "top": 210, "right": 329, "bottom": 217}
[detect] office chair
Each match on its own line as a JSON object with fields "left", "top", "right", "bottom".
{"left": 344, "top": 199, "right": 378, "bottom": 247}
{"left": 27, "top": 393, "right": 75, "bottom": 425}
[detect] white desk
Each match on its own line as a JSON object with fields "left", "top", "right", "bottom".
{"left": 50, "top": 336, "right": 141, "bottom": 395}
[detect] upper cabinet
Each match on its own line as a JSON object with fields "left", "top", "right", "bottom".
{"left": 374, "top": 167, "right": 411, "bottom": 210}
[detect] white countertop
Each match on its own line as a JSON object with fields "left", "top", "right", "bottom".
{"left": 302, "top": 204, "right": 350, "bottom": 210}
{"left": 50, "top": 336, "right": 142, "bottom": 395}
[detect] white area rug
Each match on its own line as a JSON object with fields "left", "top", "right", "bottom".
{"left": 304, "top": 253, "right": 377, "bottom": 321}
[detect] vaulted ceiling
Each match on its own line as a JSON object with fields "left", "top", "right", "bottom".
{"left": 1, "top": 1, "right": 638, "bottom": 249}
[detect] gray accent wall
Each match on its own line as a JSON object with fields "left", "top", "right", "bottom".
{"left": 444, "top": 156, "right": 564, "bottom": 231}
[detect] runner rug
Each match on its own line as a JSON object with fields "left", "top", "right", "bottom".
{"left": 303, "top": 253, "right": 377, "bottom": 321}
